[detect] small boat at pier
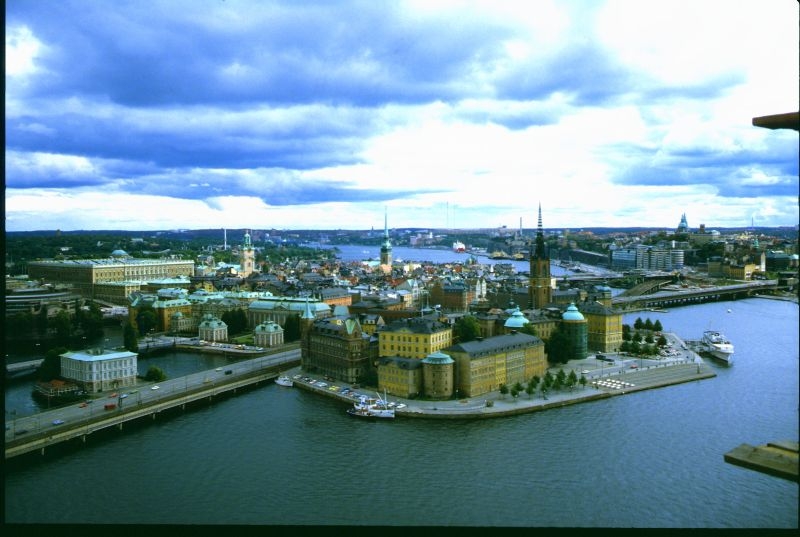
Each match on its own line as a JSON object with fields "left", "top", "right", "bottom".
{"left": 275, "top": 375, "right": 293, "bottom": 387}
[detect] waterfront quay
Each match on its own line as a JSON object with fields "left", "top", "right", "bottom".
{"left": 4, "top": 347, "right": 300, "bottom": 460}
{"left": 291, "top": 332, "right": 716, "bottom": 419}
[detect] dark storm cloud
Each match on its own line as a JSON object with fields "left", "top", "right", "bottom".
{"left": 6, "top": 0, "right": 511, "bottom": 108}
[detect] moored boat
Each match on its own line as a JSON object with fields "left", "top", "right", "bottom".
{"left": 275, "top": 375, "right": 293, "bottom": 387}
{"left": 701, "top": 330, "right": 734, "bottom": 364}
{"left": 347, "top": 393, "right": 395, "bottom": 419}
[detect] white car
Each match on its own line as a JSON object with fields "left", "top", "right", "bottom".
{"left": 395, "top": 404, "right": 407, "bottom": 409}
{"left": 151, "top": 385, "right": 160, "bottom": 390}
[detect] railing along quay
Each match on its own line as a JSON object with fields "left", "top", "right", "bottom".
{"left": 5, "top": 349, "right": 301, "bottom": 461}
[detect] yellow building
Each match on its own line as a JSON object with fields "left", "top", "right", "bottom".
{"left": 378, "top": 318, "right": 453, "bottom": 359}
{"left": 446, "top": 332, "right": 547, "bottom": 398}
{"left": 27, "top": 258, "right": 195, "bottom": 302}
{"left": 377, "top": 357, "right": 424, "bottom": 398}
{"left": 580, "top": 301, "right": 624, "bottom": 354}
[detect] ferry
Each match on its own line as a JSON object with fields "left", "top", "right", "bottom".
{"left": 701, "top": 330, "right": 735, "bottom": 364}
{"left": 452, "top": 241, "right": 466, "bottom": 253}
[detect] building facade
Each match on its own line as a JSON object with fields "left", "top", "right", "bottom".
{"left": 446, "top": 332, "right": 547, "bottom": 398}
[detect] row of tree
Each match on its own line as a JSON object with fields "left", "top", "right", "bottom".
{"left": 500, "top": 368, "right": 589, "bottom": 400}
{"left": 5, "top": 300, "right": 105, "bottom": 346}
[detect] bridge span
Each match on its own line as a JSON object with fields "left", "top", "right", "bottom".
{"left": 5, "top": 347, "right": 301, "bottom": 461}
{"left": 611, "top": 280, "right": 778, "bottom": 311}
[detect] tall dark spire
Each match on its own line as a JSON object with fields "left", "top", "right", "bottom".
{"left": 534, "top": 202, "right": 546, "bottom": 258}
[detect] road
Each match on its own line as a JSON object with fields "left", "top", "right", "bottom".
{"left": 5, "top": 348, "right": 300, "bottom": 441}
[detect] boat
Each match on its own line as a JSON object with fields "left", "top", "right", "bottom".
{"left": 275, "top": 375, "right": 293, "bottom": 387}
{"left": 701, "top": 330, "right": 735, "bottom": 364}
{"left": 347, "top": 392, "right": 395, "bottom": 419}
{"left": 489, "top": 251, "right": 510, "bottom": 260}
{"left": 452, "top": 241, "right": 466, "bottom": 253}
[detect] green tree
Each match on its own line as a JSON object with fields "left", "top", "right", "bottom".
{"left": 622, "top": 324, "right": 631, "bottom": 340}
{"left": 36, "top": 307, "right": 49, "bottom": 336}
{"left": 52, "top": 310, "right": 73, "bottom": 344}
{"left": 579, "top": 375, "right": 587, "bottom": 389}
{"left": 556, "top": 368, "right": 567, "bottom": 385}
{"left": 453, "top": 315, "right": 481, "bottom": 343}
{"left": 657, "top": 335, "right": 668, "bottom": 347}
{"left": 283, "top": 314, "right": 301, "bottom": 342}
{"left": 123, "top": 321, "right": 139, "bottom": 353}
{"left": 544, "top": 325, "right": 571, "bottom": 364}
{"left": 519, "top": 323, "right": 538, "bottom": 337}
{"left": 136, "top": 308, "right": 157, "bottom": 337}
{"left": 525, "top": 382, "right": 535, "bottom": 398}
{"left": 37, "top": 346, "right": 68, "bottom": 381}
{"left": 644, "top": 318, "right": 654, "bottom": 331}
{"left": 632, "top": 332, "right": 643, "bottom": 343}
{"left": 567, "top": 369, "right": 578, "bottom": 390}
{"left": 653, "top": 319, "right": 663, "bottom": 332}
{"left": 510, "top": 387, "right": 519, "bottom": 400}
{"left": 645, "top": 334, "right": 654, "bottom": 344}
{"left": 499, "top": 383, "right": 509, "bottom": 398}
{"left": 144, "top": 365, "right": 167, "bottom": 382}
{"left": 513, "top": 381, "right": 524, "bottom": 395}
{"left": 634, "top": 317, "right": 644, "bottom": 330}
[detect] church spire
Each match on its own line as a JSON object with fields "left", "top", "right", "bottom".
{"left": 380, "top": 207, "right": 393, "bottom": 266}
{"left": 534, "top": 202, "right": 546, "bottom": 259}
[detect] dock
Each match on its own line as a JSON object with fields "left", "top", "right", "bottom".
{"left": 724, "top": 440, "right": 799, "bottom": 482}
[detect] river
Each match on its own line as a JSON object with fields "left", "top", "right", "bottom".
{"left": 3, "top": 253, "right": 798, "bottom": 528}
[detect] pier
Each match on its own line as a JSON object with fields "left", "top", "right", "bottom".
{"left": 4, "top": 348, "right": 300, "bottom": 461}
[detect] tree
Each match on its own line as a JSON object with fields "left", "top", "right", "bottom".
{"left": 633, "top": 317, "right": 644, "bottom": 330}
{"left": 653, "top": 319, "right": 663, "bottom": 332}
{"left": 644, "top": 318, "right": 654, "bottom": 331}
{"left": 544, "top": 326, "right": 571, "bottom": 364}
{"left": 579, "top": 375, "right": 587, "bottom": 389}
{"left": 632, "top": 332, "right": 643, "bottom": 343}
{"left": 657, "top": 335, "right": 668, "bottom": 347}
{"left": 519, "top": 323, "right": 538, "bottom": 337}
{"left": 499, "top": 383, "right": 509, "bottom": 398}
{"left": 556, "top": 369, "right": 567, "bottom": 385}
{"left": 136, "top": 308, "right": 157, "bottom": 337}
{"left": 52, "top": 310, "right": 73, "bottom": 344}
{"left": 622, "top": 324, "right": 631, "bottom": 340}
{"left": 645, "top": 334, "right": 654, "bottom": 344}
{"left": 567, "top": 370, "right": 578, "bottom": 390}
{"left": 123, "top": 321, "right": 139, "bottom": 353}
{"left": 453, "top": 315, "right": 481, "bottom": 343}
{"left": 510, "top": 387, "right": 519, "bottom": 400}
{"left": 283, "top": 314, "right": 301, "bottom": 342}
{"left": 37, "top": 346, "right": 68, "bottom": 381}
{"left": 144, "top": 365, "right": 167, "bottom": 382}
{"left": 525, "top": 383, "right": 535, "bottom": 398}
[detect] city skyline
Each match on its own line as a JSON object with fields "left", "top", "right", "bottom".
{"left": 5, "top": 0, "right": 799, "bottom": 232}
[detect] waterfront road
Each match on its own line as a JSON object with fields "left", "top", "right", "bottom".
{"left": 4, "top": 347, "right": 301, "bottom": 443}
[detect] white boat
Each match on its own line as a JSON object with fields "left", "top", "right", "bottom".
{"left": 701, "top": 330, "right": 734, "bottom": 364}
{"left": 275, "top": 375, "right": 293, "bottom": 387}
{"left": 453, "top": 241, "right": 466, "bottom": 253}
{"left": 347, "top": 392, "right": 395, "bottom": 419}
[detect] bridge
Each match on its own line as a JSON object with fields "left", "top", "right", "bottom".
{"left": 4, "top": 347, "right": 301, "bottom": 461}
{"left": 611, "top": 280, "right": 779, "bottom": 311}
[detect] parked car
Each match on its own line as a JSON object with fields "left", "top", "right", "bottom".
{"left": 52, "top": 419, "right": 65, "bottom": 426}
{"left": 151, "top": 385, "right": 160, "bottom": 390}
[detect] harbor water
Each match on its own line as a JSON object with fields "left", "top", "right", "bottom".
{"left": 3, "top": 250, "right": 798, "bottom": 527}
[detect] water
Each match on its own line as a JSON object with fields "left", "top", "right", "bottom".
{"left": 4, "top": 297, "right": 798, "bottom": 527}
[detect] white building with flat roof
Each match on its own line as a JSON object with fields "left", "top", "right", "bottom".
{"left": 60, "top": 348, "right": 139, "bottom": 393}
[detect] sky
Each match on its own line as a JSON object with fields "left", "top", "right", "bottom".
{"left": 5, "top": 0, "right": 799, "bottom": 232}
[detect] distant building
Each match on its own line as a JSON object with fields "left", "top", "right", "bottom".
{"left": 380, "top": 209, "right": 393, "bottom": 267}
{"left": 27, "top": 257, "right": 195, "bottom": 303}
